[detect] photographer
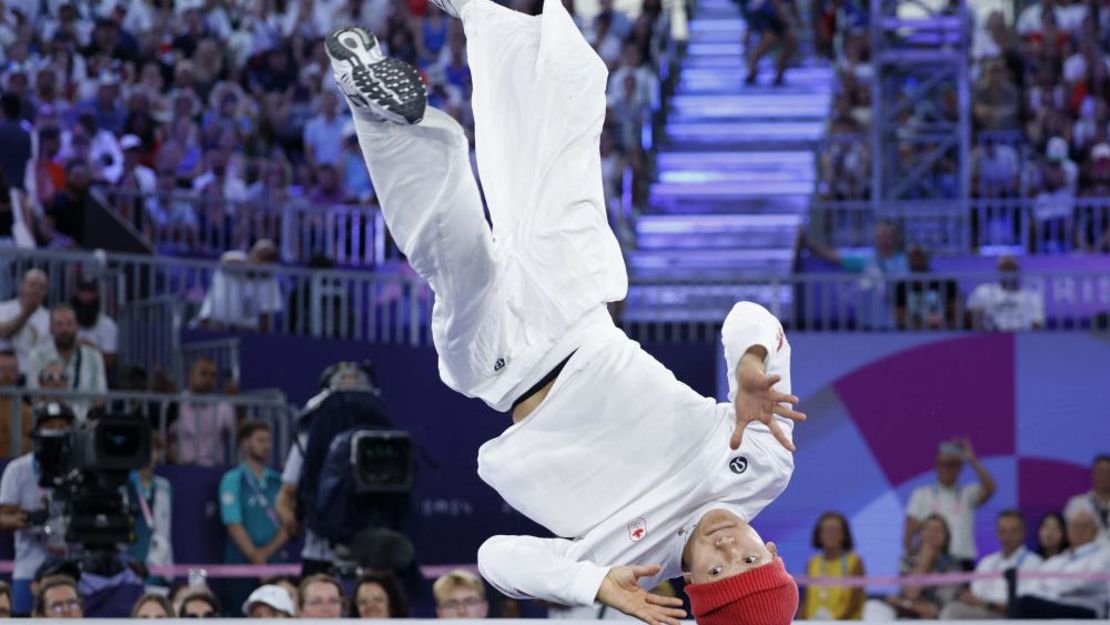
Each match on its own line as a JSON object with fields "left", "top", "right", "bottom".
{"left": 0, "top": 402, "right": 74, "bottom": 616}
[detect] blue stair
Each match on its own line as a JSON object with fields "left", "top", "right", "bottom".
{"left": 625, "top": 0, "right": 833, "bottom": 321}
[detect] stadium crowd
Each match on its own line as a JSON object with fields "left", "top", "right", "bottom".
{"left": 813, "top": 0, "right": 1110, "bottom": 252}
{"left": 0, "top": 0, "right": 669, "bottom": 259}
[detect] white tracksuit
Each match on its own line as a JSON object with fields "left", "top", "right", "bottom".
{"left": 349, "top": 0, "right": 796, "bottom": 608}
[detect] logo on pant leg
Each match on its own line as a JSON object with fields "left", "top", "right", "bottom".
{"left": 729, "top": 456, "right": 748, "bottom": 474}
{"left": 493, "top": 358, "right": 506, "bottom": 372}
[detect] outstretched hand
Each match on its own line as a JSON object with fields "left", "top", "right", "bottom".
{"left": 596, "top": 564, "right": 686, "bottom": 625}
{"left": 732, "top": 351, "right": 806, "bottom": 451}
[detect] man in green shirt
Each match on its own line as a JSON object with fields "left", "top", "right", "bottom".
{"left": 219, "top": 421, "right": 288, "bottom": 614}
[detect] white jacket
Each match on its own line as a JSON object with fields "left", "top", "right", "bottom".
{"left": 477, "top": 302, "right": 795, "bottom": 607}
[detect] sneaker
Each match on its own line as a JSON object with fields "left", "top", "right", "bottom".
{"left": 326, "top": 26, "right": 427, "bottom": 125}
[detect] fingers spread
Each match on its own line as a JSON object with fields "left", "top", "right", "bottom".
{"left": 762, "top": 373, "right": 782, "bottom": 388}
{"left": 769, "top": 419, "right": 796, "bottom": 452}
{"left": 645, "top": 594, "right": 685, "bottom": 608}
{"left": 773, "top": 404, "right": 807, "bottom": 421}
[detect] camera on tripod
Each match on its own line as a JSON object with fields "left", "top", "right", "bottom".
{"left": 32, "top": 403, "right": 152, "bottom": 549}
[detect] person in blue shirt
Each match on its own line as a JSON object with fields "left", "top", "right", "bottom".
{"left": 126, "top": 435, "right": 173, "bottom": 584}
{"left": 218, "top": 421, "right": 288, "bottom": 615}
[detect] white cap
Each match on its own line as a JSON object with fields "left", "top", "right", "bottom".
{"left": 1046, "top": 136, "right": 1068, "bottom": 161}
{"left": 119, "top": 134, "right": 142, "bottom": 150}
{"left": 242, "top": 585, "right": 295, "bottom": 617}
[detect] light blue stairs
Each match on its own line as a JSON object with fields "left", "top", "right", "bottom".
{"left": 624, "top": 0, "right": 833, "bottom": 321}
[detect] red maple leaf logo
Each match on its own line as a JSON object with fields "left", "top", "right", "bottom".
{"left": 632, "top": 528, "right": 644, "bottom": 539}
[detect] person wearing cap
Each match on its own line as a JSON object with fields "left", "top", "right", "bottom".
{"left": 0, "top": 401, "right": 75, "bottom": 615}
{"left": 903, "top": 439, "right": 996, "bottom": 569}
{"left": 967, "top": 255, "right": 1045, "bottom": 331}
{"left": 243, "top": 584, "right": 295, "bottom": 618}
{"left": 115, "top": 134, "right": 157, "bottom": 231}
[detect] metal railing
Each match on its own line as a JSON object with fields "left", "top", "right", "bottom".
{"left": 0, "top": 388, "right": 294, "bottom": 466}
{"left": 102, "top": 189, "right": 391, "bottom": 267}
{"left": 810, "top": 197, "right": 1110, "bottom": 255}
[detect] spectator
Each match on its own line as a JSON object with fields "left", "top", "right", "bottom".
{"left": 351, "top": 572, "right": 409, "bottom": 618}
{"left": 32, "top": 576, "right": 82, "bottom": 618}
{"left": 940, "top": 510, "right": 1043, "bottom": 619}
{"left": 219, "top": 421, "right": 288, "bottom": 613}
{"left": 263, "top": 576, "right": 300, "bottom": 616}
{"left": 801, "top": 512, "right": 865, "bottom": 620}
{"left": 744, "top": 0, "right": 798, "bottom": 86}
{"left": 169, "top": 357, "right": 235, "bottom": 466}
{"left": 904, "top": 439, "right": 996, "bottom": 568}
{"left": 0, "top": 350, "right": 32, "bottom": 459}
{"left": 0, "top": 403, "right": 74, "bottom": 616}
{"left": 297, "top": 574, "right": 344, "bottom": 618}
{"left": 973, "top": 61, "right": 1020, "bottom": 131}
{"left": 433, "top": 569, "right": 489, "bottom": 619}
{"left": 1036, "top": 512, "right": 1071, "bottom": 559}
{"left": 0, "top": 93, "right": 31, "bottom": 190}
{"left": 339, "top": 125, "right": 374, "bottom": 203}
{"left": 26, "top": 303, "right": 108, "bottom": 420}
{"left": 1032, "top": 137, "right": 1079, "bottom": 250}
{"left": 71, "top": 278, "right": 118, "bottom": 370}
{"left": 179, "top": 592, "right": 222, "bottom": 618}
{"left": 307, "top": 163, "right": 346, "bottom": 204}
{"left": 894, "top": 246, "right": 961, "bottom": 330}
{"left": 130, "top": 593, "right": 174, "bottom": 618}
{"left": 973, "top": 135, "right": 1020, "bottom": 197}
{"left": 303, "top": 90, "right": 346, "bottom": 167}
{"left": 1063, "top": 455, "right": 1110, "bottom": 543}
{"left": 0, "top": 581, "right": 11, "bottom": 618}
{"left": 804, "top": 220, "right": 909, "bottom": 330}
{"left": 125, "top": 435, "right": 173, "bottom": 581}
{"left": 1013, "top": 509, "right": 1110, "bottom": 618}
{"left": 867, "top": 514, "right": 962, "bottom": 619}
{"left": 194, "top": 241, "right": 284, "bottom": 331}
{"left": 26, "top": 126, "right": 66, "bottom": 210}
{"left": 114, "top": 134, "right": 157, "bottom": 233}
{"left": 967, "top": 255, "right": 1045, "bottom": 331}
{"left": 0, "top": 269, "right": 49, "bottom": 374}
{"left": 41, "top": 160, "right": 91, "bottom": 248}
{"left": 243, "top": 584, "right": 295, "bottom": 618}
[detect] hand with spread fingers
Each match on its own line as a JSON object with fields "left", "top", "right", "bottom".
{"left": 732, "top": 347, "right": 807, "bottom": 451}
{"left": 596, "top": 564, "right": 687, "bottom": 625}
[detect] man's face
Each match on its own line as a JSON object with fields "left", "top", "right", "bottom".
{"left": 244, "top": 429, "right": 272, "bottom": 464}
{"left": 301, "top": 581, "right": 342, "bottom": 618}
{"left": 1066, "top": 512, "right": 1098, "bottom": 547}
{"left": 0, "top": 355, "right": 19, "bottom": 386}
{"left": 248, "top": 603, "right": 287, "bottom": 618}
{"left": 1092, "top": 460, "right": 1110, "bottom": 493}
{"left": 682, "top": 509, "right": 777, "bottom": 586}
{"left": 20, "top": 272, "right": 46, "bottom": 308}
{"left": 50, "top": 309, "right": 78, "bottom": 351}
{"left": 935, "top": 452, "right": 963, "bottom": 485}
{"left": 996, "top": 516, "right": 1026, "bottom": 554}
{"left": 42, "top": 584, "right": 82, "bottom": 618}
{"left": 436, "top": 587, "right": 488, "bottom": 619}
{"left": 188, "top": 361, "right": 217, "bottom": 394}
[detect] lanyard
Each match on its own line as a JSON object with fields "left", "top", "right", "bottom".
{"left": 131, "top": 473, "right": 155, "bottom": 529}
{"left": 242, "top": 467, "right": 281, "bottom": 528}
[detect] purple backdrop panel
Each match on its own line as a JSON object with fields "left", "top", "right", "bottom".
{"left": 831, "top": 334, "right": 1015, "bottom": 485}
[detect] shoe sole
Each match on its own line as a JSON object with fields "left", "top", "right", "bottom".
{"left": 326, "top": 29, "right": 427, "bottom": 125}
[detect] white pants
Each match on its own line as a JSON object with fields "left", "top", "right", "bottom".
{"left": 351, "top": 0, "right": 627, "bottom": 411}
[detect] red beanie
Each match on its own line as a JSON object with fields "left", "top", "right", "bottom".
{"left": 685, "top": 558, "right": 799, "bottom": 625}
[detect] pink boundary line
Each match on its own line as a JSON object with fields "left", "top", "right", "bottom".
{"left": 1, "top": 561, "right": 1108, "bottom": 585}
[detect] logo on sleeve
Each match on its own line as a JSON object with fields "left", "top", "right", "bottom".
{"left": 628, "top": 517, "right": 647, "bottom": 542}
{"left": 729, "top": 456, "right": 749, "bottom": 475}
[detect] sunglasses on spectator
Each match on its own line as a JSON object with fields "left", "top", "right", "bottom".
{"left": 439, "top": 597, "right": 485, "bottom": 611}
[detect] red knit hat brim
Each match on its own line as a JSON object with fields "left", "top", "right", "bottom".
{"left": 686, "top": 558, "right": 799, "bottom": 625}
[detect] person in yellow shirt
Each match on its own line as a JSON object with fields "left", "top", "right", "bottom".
{"left": 802, "top": 512, "right": 865, "bottom": 620}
